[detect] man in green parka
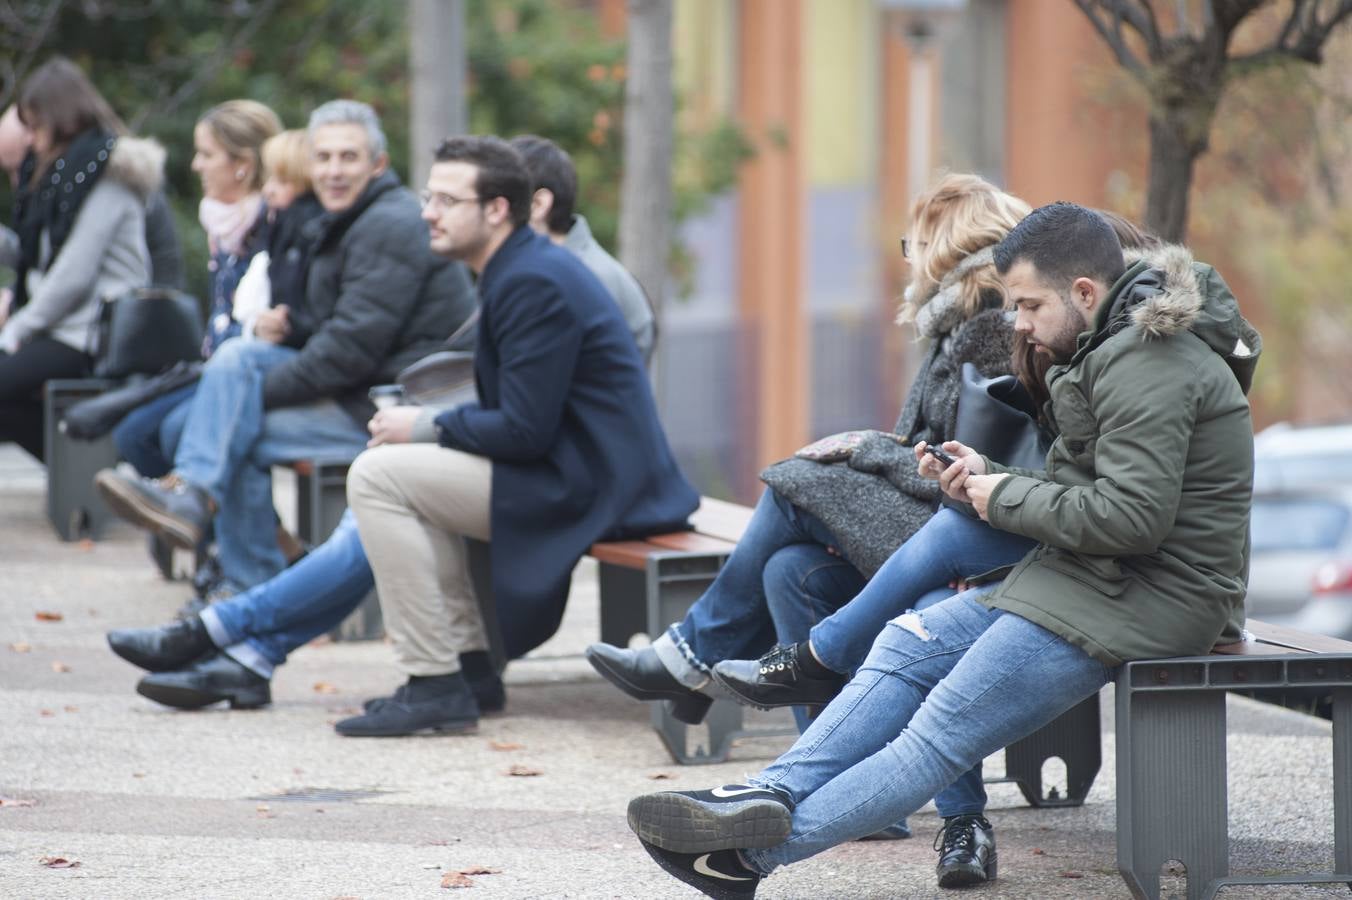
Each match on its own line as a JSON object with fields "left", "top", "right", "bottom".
{"left": 622, "top": 202, "right": 1262, "bottom": 898}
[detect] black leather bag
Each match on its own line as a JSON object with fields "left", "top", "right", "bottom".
{"left": 89, "top": 287, "right": 203, "bottom": 379}
{"left": 943, "top": 362, "right": 1048, "bottom": 516}
{"left": 62, "top": 360, "right": 203, "bottom": 441}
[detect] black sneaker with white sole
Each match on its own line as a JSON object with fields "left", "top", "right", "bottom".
{"left": 627, "top": 784, "right": 793, "bottom": 854}
{"left": 639, "top": 839, "right": 761, "bottom": 900}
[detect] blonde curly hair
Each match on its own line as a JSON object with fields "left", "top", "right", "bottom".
{"left": 897, "top": 173, "right": 1030, "bottom": 324}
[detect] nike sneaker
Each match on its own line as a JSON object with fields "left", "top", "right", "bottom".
{"left": 627, "top": 784, "right": 792, "bottom": 854}
{"left": 639, "top": 839, "right": 761, "bottom": 900}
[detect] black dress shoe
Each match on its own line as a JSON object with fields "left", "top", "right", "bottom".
{"left": 136, "top": 652, "right": 271, "bottom": 710}
{"left": 336, "top": 673, "right": 479, "bottom": 737}
{"left": 934, "top": 814, "right": 997, "bottom": 887}
{"left": 95, "top": 469, "right": 214, "bottom": 550}
{"left": 584, "top": 642, "right": 712, "bottom": 725}
{"left": 363, "top": 652, "right": 506, "bottom": 715}
{"left": 107, "top": 616, "right": 214, "bottom": 672}
{"left": 711, "top": 644, "right": 845, "bottom": 710}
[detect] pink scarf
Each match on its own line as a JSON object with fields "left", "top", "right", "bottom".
{"left": 199, "top": 195, "right": 263, "bottom": 257}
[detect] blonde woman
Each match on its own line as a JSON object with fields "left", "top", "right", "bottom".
{"left": 588, "top": 174, "right": 1029, "bottom": 866}
{"left": 111, "top": 100, "right": 281, "bottom": 482}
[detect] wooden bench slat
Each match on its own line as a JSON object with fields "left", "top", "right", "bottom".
{"left": 647, "top": 532, "right": 738, "bottom": 554}
{"left": 589, "top": 540, "right": 662, "bottom": 569}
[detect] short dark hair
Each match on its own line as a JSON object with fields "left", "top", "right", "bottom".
{"left": 510, "top": 134, "right": 577, "bottom": 234}
{"left": 993, "top": 201, "right": 1126, "bottom": 291}
{"left": 433, "top": 135, "right": 531, "bottom": 228}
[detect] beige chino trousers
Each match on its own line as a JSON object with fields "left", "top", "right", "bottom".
{"left": 346, "top": 443, "right": 491, "bottom": 677}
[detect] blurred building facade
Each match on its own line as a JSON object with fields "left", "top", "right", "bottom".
{"left": 600, "top": 0, "right": 1319, "bottom": 502}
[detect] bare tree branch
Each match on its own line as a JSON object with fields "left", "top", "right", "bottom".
{"left": 1231, "top": 0, "right": 1352, "bottom": 69}
{"left": 0, "top": 0, "right": 65, "bottom": 102}
{"left": 1073, "top": 0, "right": 1147, "bottom": 76}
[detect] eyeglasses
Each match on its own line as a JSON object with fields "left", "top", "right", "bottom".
{"left": 419, "top": 190, "right": 481, "bottom": 211}
{"left": 900, "top": 237, "right": 927, "bottom": 260}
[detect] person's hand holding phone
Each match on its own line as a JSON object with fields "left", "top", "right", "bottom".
{"left": 915, "top": 440, "right": 986, "bottom": 484}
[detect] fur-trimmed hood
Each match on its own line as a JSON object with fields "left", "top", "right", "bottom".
{"left": 105, "top": 135, "right": 165, "bottom": 199}
{"left": 1093, "top": 244, "right": 1262, "bottom": 395}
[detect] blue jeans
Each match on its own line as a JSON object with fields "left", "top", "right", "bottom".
{"left": 174, "top": 338, "right": 369, "bottom": 589}
{"left": 112, "top": 384, "right": 196, "bottom": 478}
{"left": 200, "top": 511, "right": 372, "bottom": 677}
{"left": 664, "top": 488, "right": 864, "bottom": 671}
{"left": 810, "top": 507, "right": 1037, "bottom": 674}
{"left": 742, "top": 590, "right": 1113, "bottom": 874}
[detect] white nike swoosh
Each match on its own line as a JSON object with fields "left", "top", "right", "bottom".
{"left": 710, "top": 785, "right": 765, "bottom": 798}
{"left": 693, "top": 853, "right": 753, "bottom": 881}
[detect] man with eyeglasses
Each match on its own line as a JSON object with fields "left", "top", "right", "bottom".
{"left": 96, "top": 99, "right": 475, "bottom": 603}
{"left": 326, "top": 135, "right": 698, "bottom": 737}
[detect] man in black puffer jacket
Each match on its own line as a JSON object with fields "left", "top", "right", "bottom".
{"left": 95, "top": 100, "right": 475, "bottom": 595}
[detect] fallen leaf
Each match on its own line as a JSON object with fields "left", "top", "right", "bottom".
{"left": 9, "top": 642, "right": 31, "bottom": 653}
{"left": 489, "top": 741, "right": 524, "bottom": 752}
{"left": 63, "top": 706, "right": 78, "bottom": 713}
{"left": 648, "top": 772, "right": 673, "bottom": 780}
{"left": 132, "top": 773, "right": 146, "bottom": 779}
{"left": 78, "top": 539, "right": 94, "bottom": 552}
{"left": 1032, "top": 848, "right": 1045, "bottom": 855}
{"left": 312, "top": 681, "right": 339, "bottom": 694}
{"left": 421, "top": 863, "right": 442, "bottom": 870}
{"left": 441, "top": 871, "right": 473, "bottom": 888}
{"left": 39, "top": 709, "right": 54, "bottom": 717}
{"left": 256, "top": 803, "right": 274, "bottom": 819}
{"left": 1058, "top": 871, "right": 1084, "bottom": 879}
{"left": 457, "top": 866, "right": 501, "bottom": 876}
{"left": 39, "top": 856, "right": 79, "bottom": 868}
{"left": 0, "top": 797, "right": 36, "bottom": 808}
{"left": 34, "top": 612, "right": 63, "bottom": 622}
{"left": 504, "top": 764, "right": 541, "bottom": 777}
{"left": 51, "top": 661, "right": 71, "bottom": 674}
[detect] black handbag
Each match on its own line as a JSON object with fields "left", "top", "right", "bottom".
{"left": 943, "top": 362, "right": 1048, "bottom": 516}
{"left": 62, "top": 360, "right": 203, "bottom": 441}
{"left": 89, "top": 287, "right": 203, "bottom": 379}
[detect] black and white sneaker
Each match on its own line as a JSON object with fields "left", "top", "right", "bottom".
{"left": 627, "top": 784, "right": 792, "bottom": 854}
{"left": 639, "top": 839, "right": 761, "bottom": 899}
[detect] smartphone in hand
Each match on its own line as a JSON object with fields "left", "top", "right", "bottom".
{"left": 925, "top": 444, "right": 958, "bottom": 467}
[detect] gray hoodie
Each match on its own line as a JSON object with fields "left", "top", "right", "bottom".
{"left": 0, "top": 135, "right": 164, "bottom": 354}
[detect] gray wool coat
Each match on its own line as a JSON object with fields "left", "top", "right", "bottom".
{"left": 760, "top": 304, "right": 1014, "bottom": 577}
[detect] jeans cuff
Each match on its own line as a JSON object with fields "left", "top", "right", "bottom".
{"left": 198, "top": 606, "right": 234, "bottom": 649}
{"left": 652, "top": 629, "right": 710, "bottom": 691}
{"left": 222, "top": 641, "right": 275, "bottom": 679}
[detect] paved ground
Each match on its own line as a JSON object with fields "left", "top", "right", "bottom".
{"left": 0, "top": 445, "right": 1347, "bottom": 899}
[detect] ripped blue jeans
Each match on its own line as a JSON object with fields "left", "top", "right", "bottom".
{"left": 743, "top": 589, "right": 1113, "bottom": 873}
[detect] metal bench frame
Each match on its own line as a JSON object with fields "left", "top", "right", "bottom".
{"left": 1116, "top": 625, "right": 1352, "bottom": 899}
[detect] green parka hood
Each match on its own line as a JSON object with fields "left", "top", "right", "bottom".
{"left": 1089, "top": 245, "right": 1263, "bottom": 395}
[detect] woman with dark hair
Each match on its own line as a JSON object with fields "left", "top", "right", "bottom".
{"left": 0, "top": 57, "right": 165, "bottom": 461}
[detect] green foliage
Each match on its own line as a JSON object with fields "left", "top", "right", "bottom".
{"left": 3, "top": 0, "right": 751, "bottom": 300}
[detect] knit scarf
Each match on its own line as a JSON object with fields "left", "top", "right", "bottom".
{"left": 912, "top": 246, "right": 996, "bottom": 340}
{"left": 10, "top": 129, "right": 116, "bottom": 310}
{"left": 199, "top": 194, "right": 264, "bottom": 257}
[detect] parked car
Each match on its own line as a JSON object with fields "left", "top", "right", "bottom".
{"left": 1253, "top": 421, "right": 1352, "bottom": 493}
{"left": 1246, "top": 488, "right": 1352, "bottom": 641}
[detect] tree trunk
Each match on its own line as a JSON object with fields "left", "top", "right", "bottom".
{"left": 618, "top": 0, "right": 674, "bottom": 321}
{"left": 409, "top": 0, "right": 467, "bottom": 189}
{"left": 1142, "top": 114, "right": 1200, "bottom": 244}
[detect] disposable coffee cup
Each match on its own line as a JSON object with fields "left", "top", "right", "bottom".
{"left": 369, "top": 384, "right": 407, "bottom": 410}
